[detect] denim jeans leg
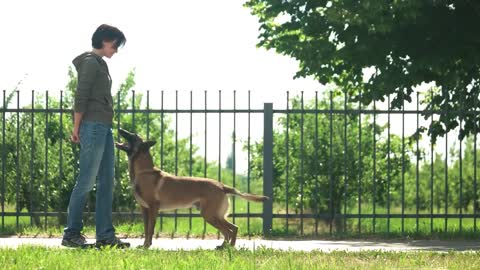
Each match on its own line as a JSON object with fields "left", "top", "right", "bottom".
{"left": 95, "top": 127, "right": 116, "bottom": 240}
{"left": 64, "top": 122, "right": 107, "bottom": 236}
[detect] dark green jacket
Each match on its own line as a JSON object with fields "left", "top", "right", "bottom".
{"left": 73, "top": 52, "right": 113, "bottom": 124}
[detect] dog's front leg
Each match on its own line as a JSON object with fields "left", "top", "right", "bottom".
{"left": 141, "top": 207, "right": 148, "bottom": 241}
{"left": 144, "top": 207, "right": 158, "bottom": 248}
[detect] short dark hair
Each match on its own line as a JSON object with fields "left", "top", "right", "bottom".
{"left": 91, "top": 24, "right": 126, "bottom": 49}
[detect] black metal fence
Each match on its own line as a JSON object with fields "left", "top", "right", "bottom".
{"left": 1, "top": 90, "right": 479, "bottom": 236}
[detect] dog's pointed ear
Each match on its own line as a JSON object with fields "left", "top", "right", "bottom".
{"left": 141, "top": 140, "right": 156, "bottom": 150}
{"left": 146, "top": 140, "right": 156, "bottom": 148}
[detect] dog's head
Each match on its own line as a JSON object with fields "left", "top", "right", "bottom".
{"left": 115, "top": 128, "right": 156, "bottom": 159}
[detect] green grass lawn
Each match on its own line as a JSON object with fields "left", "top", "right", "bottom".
{"left": 1, "top": 246, "right": 480, "bottom": 270}
{"left": 3, "top": 205, "right": 480, "bottom": 269}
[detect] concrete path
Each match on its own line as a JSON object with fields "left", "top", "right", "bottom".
{"left": 1, "top": 237, "right": 480, "bottom": 252}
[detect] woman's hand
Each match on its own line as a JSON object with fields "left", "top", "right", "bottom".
{"left": 71, "top": 128, "right": 80, "bottom": 144}
{"left": 71, "top": 112, "right": 83, "bottom": 144}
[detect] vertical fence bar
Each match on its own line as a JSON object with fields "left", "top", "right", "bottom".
{"left": 329, "top": 91, "right": 333, "bottom": 234}
{"left": 459, "top": 103, "right": 463, "bottom": 232}
{"left": 444, "top": 135, "right": 449, "bottom": 231}
{"left": 247, "top": 91, "right": 251, "bottom": 235}
{"left": 263, "top": 103, "right": 273, "bottom": 235}
{"left": 218, "top": 90, "right": 221, "bottom": 239}
{"left": 144, "top": 90, "right": 152, "bottom": 231}
{"left": 146, "top": 90, "right": 151, "bottom": 230}
{"left": 131, "top": 90, "right": 136, "bottom": 223}
{"left": 218, "top": 90, "right": 222, "bottom": 181}
{"left": 44, "top": 91, "right": 49, "bottom": 228}
{"left": 402, "top": 99, "right": 405, "bottom": 235}
{"left": 146, "top": 90, "right": 150, "bottom": 142}
{"left": 387, "top": 95, "right": 391, "bottom": 233}
{"left": 445, "top": 109, "right": 449, "bottom": 232}
{"left": 314, "top": 91, "right": 319, "bottom": 235}
{"left": 343, "top": 91, "right": 348, "bottom": 232}
{"left": 358, "top": 91, "right": 362, "bottom": 233}
{"left": 233, "top": 90, "right": 236, "bottom": 224}
{"left": 416, "top": 92, "right": 420, "bottom": 233}
{"left": 16, "top": 91, "right": 20, "bottom": 229}
{"left": 218, "top": 90, "right": 222, "bottom": 183}
{"left": 175, "top": 90, "right": 178, "bottom": 232}
{"left": 189, "top": 91, "right": 193, "bottom": 231}
{"left": 300, "top": 92, "right": 304, "bottom": 235}
{"left": 1, "top": 90, "right": 4, "bottom": 230}
{"left": 459, "top": 133, "right": 463, "bottom": 232}
{"left": 72, "top": 95, "right": 79, "bottom": 215}
{"left": 373, "top": 98, "right": 376, "bottom": 233}
{"left": 59, "top": 91, "right": 64, "bottom": 220}
{"left": 475, "top": 94, "right": 478, "bottom": 232}
{"left": 30, "top": 90, "right": 35, "bottom": 226}
{"left": 115, "top": 92, "right": 120, "bottom": 213}
{"left": 132, "top": 90, "right": 135, "bottom": 132}
{"left": 144, "top": 90, "right": 153, "bottom": 227}
{"left": 160, "top": 90, "right": 164, "bottom": 232}
{"left": 203, "top": 90, "right": 207, "bottom": 234}
{"left": 285, "top": 92, "right": 289, "bottom": 232}
{"left": 430, "top": 91, "right": 434, "bottom": 234}
{"left": 146, "top": 91, "right": 150, "bottom": 140}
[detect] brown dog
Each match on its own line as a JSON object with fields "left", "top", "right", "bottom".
{"left": 115, "top": 128, "right": 268, "bottom": 248}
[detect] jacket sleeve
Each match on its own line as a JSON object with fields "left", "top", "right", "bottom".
{"left": 74, "top": 57, "right": 98, "bottom": 113}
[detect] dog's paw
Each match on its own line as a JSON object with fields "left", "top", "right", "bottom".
{"left": 215, "top": 241, "right": 230, "bottom": 250}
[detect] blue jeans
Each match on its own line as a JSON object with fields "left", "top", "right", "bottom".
{"left": 64, "top": 121, "right": 115, "bottom": 240}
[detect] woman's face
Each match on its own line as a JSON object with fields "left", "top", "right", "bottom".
{"left": 102, "top": 40, "right": 118, "bottom": 58}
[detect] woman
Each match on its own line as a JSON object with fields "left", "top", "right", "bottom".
{"left": 62, "top": 24, "right": 129, "bottom": 248}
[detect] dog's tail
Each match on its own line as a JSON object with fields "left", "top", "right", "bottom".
{"left": 223, "top": 185, "right": 269, "bottom": 202}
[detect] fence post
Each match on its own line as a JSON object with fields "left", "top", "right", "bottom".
{"left": 263, "top": 103, "right": 273, "bottom": 235}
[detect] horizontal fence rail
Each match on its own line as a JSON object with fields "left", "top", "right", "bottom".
{"left": 0, "top": 89, "right": 479, "bottom": 237}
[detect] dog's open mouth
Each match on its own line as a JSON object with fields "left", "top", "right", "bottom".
{"left": 115, "top": 141, "right": 128, "bottom": 147}
{"left": 115, "top": 141, "right": 130, "bottom": 151}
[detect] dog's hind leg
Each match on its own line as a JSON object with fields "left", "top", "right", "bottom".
{"left": 201, "top": 210, "right": 230, "bottom": 249}
{"left": 216, "top": 197, "right": 238, "bottom": 247}
{"left": 214, "top": 221, "right": 231, "bottom": 249}
{"left": 220, "top": 219, "right": 238, "bottom": 246}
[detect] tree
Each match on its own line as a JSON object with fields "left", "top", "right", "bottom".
{"left": 248, "top": 92, "right": 415, "bottom": 231}
{"left": 448, "top": 137, "right": 479, "bottom": 213}
{"left": 245, "top": 0, "right": 480, "bottom": 142}
{"left": 411, "top": 136, "right": 480, "bottom": 215}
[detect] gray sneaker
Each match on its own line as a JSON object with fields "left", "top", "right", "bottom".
{"left": 61, "top": 233, "right": 87, "bottom": 248}
{"left": 95, "top": 236, "right": 130, "bottom": 249}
